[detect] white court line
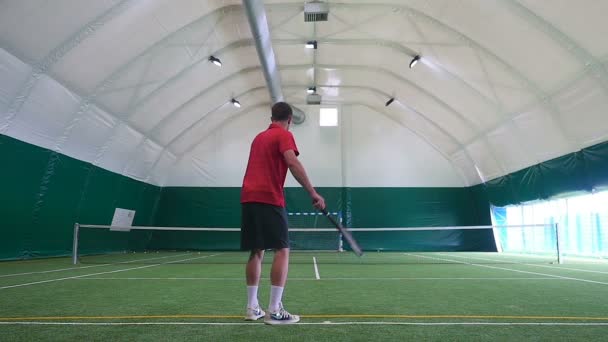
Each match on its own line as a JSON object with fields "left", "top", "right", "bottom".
{"left": 74, "top": 277, "right": 558, "bottom": 281}
{"left": 530, "top": 264, "right": 608, "bottom": 275}
{"left": 0, "top": 264, "right": 111, "bottom": 278}
{"left": 407, "top": 253, "right": 608, "bottom": 286}
{"left": 313, "top": 257, "right": 320, "bottom": 280}
{"left": 0, "top": 321, "right": 607, "bottom": 326}
{"left": 481, "top": 252, "right": 557, "bottom": 260}
{"left": 0, "top": 254, "right": 221, "bottom": 290}
{"left": 436, "top": 253, "right": 608, "bottom": 276}
{"left": 0, "top": 253, "right": 192, "bottom": 278}
{"left": 452, "top": 254, "right": 608, "bottom": 275}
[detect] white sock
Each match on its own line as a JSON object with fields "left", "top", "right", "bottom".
{"left": 268, "top": 285, "right": 284, "bottom": 312}
{"left": 247, "top": 286, "right": 259, "bottom": 308}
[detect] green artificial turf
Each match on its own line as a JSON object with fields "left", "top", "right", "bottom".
{"left": 1, "top": 252, "right": 607, "bottom": 341}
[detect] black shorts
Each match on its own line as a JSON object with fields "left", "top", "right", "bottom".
{"left": 241, "top": 202, "right": 289, "bottom": 250}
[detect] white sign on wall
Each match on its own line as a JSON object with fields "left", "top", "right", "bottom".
{"left": 110, "top": 208, "right": 136, "bottom": 231}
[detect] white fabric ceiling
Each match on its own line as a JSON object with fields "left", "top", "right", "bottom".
{"left": 1, "top": 0, "right": 607, "bottom": 187}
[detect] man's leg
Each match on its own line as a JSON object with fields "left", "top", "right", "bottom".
{"left": 246, "top": 249, "right": 264, "bottom": 308}
{"left": 244, "top": 249, "right": 265, "bottom": 320}
{"left": 268, "top": 248, "right": 289, "bottom": 312}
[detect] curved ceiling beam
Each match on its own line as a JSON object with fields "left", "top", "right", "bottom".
{"left": 146, "top": 65, "right": 262, "bottom": 135}
{"left": 94, "top": 5, "right": 242, "bottom": 98}
{"left": 493, "top": 0, "right": 608, "bottom": 159}
{"left": 127, "top": 37, "right": 500, "bottom": 121}
{"left": 314, "top": 84, "right": 506, "bottom": 175}
{"left": 132, "top": 56, "right": 502, "bottom": 181}
{"left": 146, "top": 102, "right": 270, "bottom": 184}
{"left": 317, "top": 85, "right": 464, "bottom": 148}
{"left": 181, "top": 99, "right": 454, "bottom": 161}
{"left": 306, "top": 88, "right": 502, "bottom": 178}
{"left": 158, "top": 100, "right": 471, "bottom": 187}
{"left": 139, "top": 65, "right": 499, "bottom": 179}
{"left": 311, "top": 38, "right": 498, "bottom": 109}
{"left": 162, "top": 83, "right": 467, "bottom": 160}
{"left": 309, "top": 63, "right": 481, "bottom": 130}
{"left": 353, "top": 102, "right": 473, "bottom": 186}
{"left": 144, "top": 63, "right": 482, "bottom": 151}
{"left": 324, "top": 1, "right": 575, "bottom": 155}
{"left": 504, "top": 0, "right": 608, "bottom": 93}
{"left": 2, "top": 5, "right": 241, "bottom": 174}
{"left": 127, "top": 38, "right": 253, "bottom": 112}
{"left": 162, "top": 83, "right": 465, "bottom": 156}
{"left": 139, "top": 62, "right": 483, "bottom": 142}
{"left": 163, "top": 86, "right": 270, "bottom": 150}
{"left": 1, "top": 0, "right": 135, "bottom": 135}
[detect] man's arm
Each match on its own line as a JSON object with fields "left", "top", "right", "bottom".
{"left": 283, "top": 150, "right": 325, "bottom": 210}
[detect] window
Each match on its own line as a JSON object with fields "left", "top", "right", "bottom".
{"left": 319, "top": 107, "right": 338, "bottom": 126}
{"left": 491, "top": 190, "right": 608, "bottom": 258}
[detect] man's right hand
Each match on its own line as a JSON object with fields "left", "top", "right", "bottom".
{"left": 311, "top": 192, "right": 326, "bottom": 211}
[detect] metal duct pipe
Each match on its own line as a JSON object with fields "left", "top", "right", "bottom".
{"left": 242, "top": 0, "right": 305, "bottom": 124}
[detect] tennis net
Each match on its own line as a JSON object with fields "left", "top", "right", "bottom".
{"left": 72, "top": 222, "right": 561, "bottom": 265}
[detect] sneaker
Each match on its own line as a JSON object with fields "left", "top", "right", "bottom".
{"left": 245, "top": 305, "right": 265, "bottom": 321}
{"left": 264, "top": 303, "right": 300, "bottom": 325}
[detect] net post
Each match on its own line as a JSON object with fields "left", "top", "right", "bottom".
{"left": 555, "top": 222, "right": 562, "bottom": 264}
{"left": 338, "top": 213, "right": 344, "bottom": 252}
{"left": 72, "top": 223, "right": 80, "bottom": 265}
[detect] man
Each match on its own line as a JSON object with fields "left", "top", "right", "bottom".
{"left": 241, "top": 102, "right": 325, "bottom": 325}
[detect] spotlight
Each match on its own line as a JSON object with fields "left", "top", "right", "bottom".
{"left": 409, "top": 55, "right": 420, "bottom": 68}
{"left": 307, "top": 86, "right": 316, "bottom": 94}
{"left": 385, "top": 97, "right": 395, "bottom": 107}
{"left": 209, "top": 55, "right": 222, "bottom": 67}
{"left": 305, "top": 40, "right": 317, "bottom": 49}
{"left": 231, "top": 98, "right": 241, "bottom": 108}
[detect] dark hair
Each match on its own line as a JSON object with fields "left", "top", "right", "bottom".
{"left": 271, "top": 102, "right": 293, "bottom": 121}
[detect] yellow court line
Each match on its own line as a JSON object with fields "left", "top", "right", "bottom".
{"left": 2, "top": 314, "right": 608, "bottom": 321}
{"left": 302, "top": 315, "right": 608, "bottom": 321}
{"left": 0, "top": 315, "right": 242, "bottom": 321}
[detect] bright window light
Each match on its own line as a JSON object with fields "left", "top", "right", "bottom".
{"left": 319, "top": 107, "right": 338, "bottom": 126}
{"left": 491, "top": 189, "right": 608, "bottom": 258}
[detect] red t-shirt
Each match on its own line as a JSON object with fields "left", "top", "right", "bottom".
{"left": 241, "top": 123, "right": 299, "bottom": 207}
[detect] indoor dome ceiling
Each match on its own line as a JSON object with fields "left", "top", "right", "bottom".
{"left": 1, "top": 0, "right": 607, "bottom": 187}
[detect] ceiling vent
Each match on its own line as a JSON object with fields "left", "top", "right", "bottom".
{"left": 306, "top": 93, "right": 322, "bottom": 105}
{"left": 304, "top": 1, "right": 329, "bottom": 22}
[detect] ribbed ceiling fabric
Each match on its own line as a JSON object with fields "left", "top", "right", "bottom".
{"left": 1, "top": 0, "right": 607, "bottom": 187}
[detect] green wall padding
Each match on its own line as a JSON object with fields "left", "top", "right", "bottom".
{"left": 154, "top": 187, "right": 242, "bottom": 228}
{"left": 584, "top": 142, "right": 608, "bottom": 187}
{"left": 348, "top": 187, "right": 483, "bottom": 227}
{"left": 479, "top": 140, "right": 608, "bottom": 206}
{"left": 152, "top": 186, "right": 494, "bottom": 252}
{"left": 0, "top": 134, "right": 161, "bottom": 260}
{"left": 469, "top": 184, "right": 493, "bottom": 226}
{"left": 4, "top": 131, "right": 607, "bottom": 258}
{"left": 147, "top": 187, "right": 345, "bottom": 250}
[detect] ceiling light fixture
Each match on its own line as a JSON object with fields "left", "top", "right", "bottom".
{"left": 305, "top": 40, "right": 318, "bottom": 49}
{"left": 231, "top": 98, "right": 241, "bottom": 108}
{"left": 409, "top": 55, "right": 420, "bottom": 68}
{"left": 209, "top": 55, "right": 222, "bottom": 67}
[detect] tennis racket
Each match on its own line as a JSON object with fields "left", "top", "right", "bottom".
{"left": 322, "top": 209, "right": 363, "bottom": 256}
